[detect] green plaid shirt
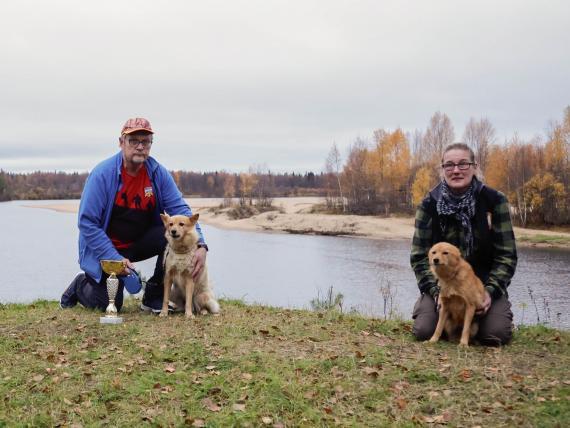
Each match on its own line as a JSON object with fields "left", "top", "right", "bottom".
{"left": 410, "top": 181, "right": 517, "bottom": 300}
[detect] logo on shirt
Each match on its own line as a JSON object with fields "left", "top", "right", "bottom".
{"left": 144, "top": 186, "right": 154, "bottom": 198}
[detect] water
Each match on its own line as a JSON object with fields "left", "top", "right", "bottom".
{"left": 1, "top": 200, "right": 569, "bottom": 329}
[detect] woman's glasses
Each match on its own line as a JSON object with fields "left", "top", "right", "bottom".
{"left": 441, "top": 161, "right": 475, "bottom": 172}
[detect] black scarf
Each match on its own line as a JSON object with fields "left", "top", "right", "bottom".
{"left": 436, "top": 180, "right": 476, "bottom": 256}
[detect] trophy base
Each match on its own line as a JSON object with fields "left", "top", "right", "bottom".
{"left": 100, "top": 316, "right": 123, "bottom": 324}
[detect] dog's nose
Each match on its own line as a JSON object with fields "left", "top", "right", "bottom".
{"left": 433, "top": 258, "right": 439, "bottom": 264}
{"left": 170, "top": 231, "right": 178, "bottom": 237}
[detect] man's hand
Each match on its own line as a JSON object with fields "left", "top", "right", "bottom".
{"left": 476, "top": 291, "right": 492, "bottom": 316}
{"left": 192, "top": 247, "right": 207, "bottom": 280}
{"left": 120, "top": 258, "right": 135, "bottom": 276}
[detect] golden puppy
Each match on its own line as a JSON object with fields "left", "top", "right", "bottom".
{"left": 160, "top": 213, "right": 220, "bottom": 319}
{"left": 428, "top": 242, "right": 485, "bottom": 346}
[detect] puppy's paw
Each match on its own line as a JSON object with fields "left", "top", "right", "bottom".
{"left": 185, "top": 312, "right": 195, "bottom": 320}
{"left": 159, "top": 310, "right": 169, "bottom": 317}
{"left": 458, "top": 341, "right": 469, "bottom": 347}
{"left": 428, "top": 337, "right": 439, "bottom": 344}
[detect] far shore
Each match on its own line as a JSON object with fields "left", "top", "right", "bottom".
{"left": 22, "top": 197, "right": 570, "bottom": 248}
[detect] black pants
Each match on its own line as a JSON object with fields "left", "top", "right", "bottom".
{"left": 75, "top": 225, "right": 166, "bottom": 311}
{"left": 412, "top": 293, "right": 514, "bottom": 346}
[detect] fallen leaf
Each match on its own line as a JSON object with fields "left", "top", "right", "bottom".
{"left": 233, "top": 403, "right": 246, "bottom": 412}
{"left": 242, "top": 373, "right": 253, "bottom": 380}
{"left": 459, "top": 369, "right": 472, "bottom": 381}
{"left": 32, "top": 374, "right": 45, "bottom": 383}
{"left": 164, "top": 364, "right": 176, "bottom": 373}
{"left": 323, "top": 406, "right": 333, "bottom": 414}
{"left": 205, "top": 365, "right": 217, "bottom": 371}
{"left": 261, "top": 416, "right": 273, "bottom": 425}
{"left": 363, "top": 367, "right": 380, "bottom": 378}
{"left": 63, "top": 398, "right": 73, "bottom": 405}
{"left": 202, "top": 398, "right": 221, "bottom": 412}
{"left": 395, "top": 398, "right": 407, "bottom": 410}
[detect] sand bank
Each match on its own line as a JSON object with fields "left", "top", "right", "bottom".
{"left": 23, "top": 197, "right": 570, "bottom": 246}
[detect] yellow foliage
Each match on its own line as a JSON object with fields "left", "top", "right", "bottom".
{"left": 371, "top": 128, "right": 411, "bottom": 194}
{"left": 485, "top": 146, "right": 509, "bottom": 191}
{"left": 411, "top": 166, "right": 435, "bottom": 206}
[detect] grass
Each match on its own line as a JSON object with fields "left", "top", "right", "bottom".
{"left": 1, "top": 300, "right": 569, "bottom": 427}
{"left": 517, "top": 234, "right": 570, "bottom": 246}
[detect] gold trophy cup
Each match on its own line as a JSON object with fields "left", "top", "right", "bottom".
{"left": 99, "top": 260, "right": 125, "bottom": 324}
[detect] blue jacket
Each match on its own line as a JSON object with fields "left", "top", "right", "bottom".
{"left": 78, "top": 152, "right": 205, "bottom": 282}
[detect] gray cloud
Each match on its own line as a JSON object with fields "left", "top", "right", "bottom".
{"left": 1, "top": 0, "right": 569, "bottom": 173}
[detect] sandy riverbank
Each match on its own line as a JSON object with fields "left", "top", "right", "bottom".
{"left": 23, "top": 197, "right": 570, "bottom": 246}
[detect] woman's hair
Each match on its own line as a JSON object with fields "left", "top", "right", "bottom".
{"left": 441, "top": 142, "right": 476, "bottom": 163}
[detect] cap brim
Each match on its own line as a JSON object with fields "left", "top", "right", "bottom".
{"left": 122, "top": 127, "right": 154, "bottom": 135}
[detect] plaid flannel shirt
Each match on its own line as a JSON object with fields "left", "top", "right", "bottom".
{"left": 410, "top": 182, "right": 517, "bottom": 300}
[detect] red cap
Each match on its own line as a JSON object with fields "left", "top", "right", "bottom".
{"left": 121, "top": 118, "right": 154, "bottom": 135}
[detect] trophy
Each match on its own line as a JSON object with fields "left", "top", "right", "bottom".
{"left": 99, "top": 260, "right": 124, "bottom": 324}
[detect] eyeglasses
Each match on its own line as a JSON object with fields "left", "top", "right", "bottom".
{"left": 441, "top": 161, "right": 475, "bottom": 172}
{"left": 127, "top": 139, "right": 152, "bottom": 149}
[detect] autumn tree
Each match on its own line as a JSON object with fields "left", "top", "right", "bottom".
{"left": 423, "top": 111, "right": 455, "bottom": 165}
{"left": 343, "top": 138, "right": 375, "bottom": 214}
{"left": 485, "top": 145, "right": 510, "bottom": 191}
{"left": 238, "top": 172, "right": 257, "bottom": 206}
{"left": 463, "top": 117, "right": 495, "bottom": 173}
{"left": 523, "top": 173, "right": 566, "bottom": 225}
{"left": 411, "top": 166, "right": 435, "bottom": 207}
{"left": 324, "top": 142, "right": 345, "bottom": 211}
{"left": 368, "top": 128, "right": 411, "bottom": 214}
{"left": 222, "top": 173, "right": 236, "bottom": 207}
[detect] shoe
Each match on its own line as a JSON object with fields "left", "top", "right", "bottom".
{"left": 140, "top": 280, "right": 174, "bottom": 314}
{"left": 60, "top": 272, "right": 83, "bottom": 308}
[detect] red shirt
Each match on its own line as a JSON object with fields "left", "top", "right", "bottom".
{"left": 107, "top": 164, "right": 156, "bottom": 249}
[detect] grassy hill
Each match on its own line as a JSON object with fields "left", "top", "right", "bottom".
{"left": 1, "top": 300, "right": 568, "bottom": 427}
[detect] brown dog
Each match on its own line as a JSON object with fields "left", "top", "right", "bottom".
{"left": 428, "top": 242, "right": 485, "bottom": 346}
{"left": 160, "top": 213, "right": 220, "bottom": 319}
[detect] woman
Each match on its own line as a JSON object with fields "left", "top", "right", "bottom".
{"left": 410, "top": 143, "right": 517, "bottom": 345}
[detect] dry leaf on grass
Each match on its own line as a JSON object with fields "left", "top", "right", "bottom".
{"left": 164, "top": 364, "right": 176, "bottom": 373}
{"left": 261, "top": 416, "right": 273, "bottom": 425}
{"left": 202, "top": 398, "right": 221, "bottom": 412}
{"left": 233, "top": 403, "right": 246, "bottom": 412}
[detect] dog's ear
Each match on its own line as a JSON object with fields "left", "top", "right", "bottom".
{"left": 189, "top": 213, "right": 199, "bottom": 225}
{"left": 160, "top": 212, "right": 170, "bottom": 225}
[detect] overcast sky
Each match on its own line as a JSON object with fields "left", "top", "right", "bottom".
{"left": 1, "top": 0, "right": 569, "bottom": 173}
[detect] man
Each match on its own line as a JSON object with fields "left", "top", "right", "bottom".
{"left": 60, "top": 118, "right": 208, "bottom": 313}
{"left": 410, "top": 143, "right": 517, "bottom": 345}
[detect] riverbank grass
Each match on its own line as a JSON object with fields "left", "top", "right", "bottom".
{"left": 1, "top": 300, "right": 569, "bottom": 426}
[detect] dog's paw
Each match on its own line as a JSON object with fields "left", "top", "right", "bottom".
{"left": 185, "top": 312, "right": 195, "bottom": 320}
{"left": 159, "top": 311, "right": 169, "bottom": 317}
{"left": 427, "top": 337, "right": 439, "bottom": 344}
{"left": 458, "top": 341, "right": 469, "bottom": 347}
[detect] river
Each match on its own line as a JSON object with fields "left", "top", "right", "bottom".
{"left": 1, "top": 200, "right": 568, "bottom": 329}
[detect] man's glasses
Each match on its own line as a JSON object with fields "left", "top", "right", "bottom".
{"left": 441, "top": 161, "right": 475, "bottom": 172}
{"left": 127, "top": 139, "right": 152, "bottom": 149}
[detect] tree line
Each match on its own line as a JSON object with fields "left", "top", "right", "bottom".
{"left": 2, "top": 106, "right": 568, "bottom": 227}
{"left": 0, "top": 169, "right": 326, "bottom": 202}
{"left": 323, "top": 107, "right": 570, "bottom": 227}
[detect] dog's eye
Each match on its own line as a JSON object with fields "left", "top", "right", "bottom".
{"left": 179, "top": 222, "right": 185, "bottom": 227}
{"left": 443, "top": 251, "right": 448, "bottom": 255}
{"left": 169, "top": 222, "right": 174, "bottom": 226}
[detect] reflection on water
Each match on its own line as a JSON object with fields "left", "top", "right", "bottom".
{"left": 1, "top": 200, "right": 569, "bottom": 329}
